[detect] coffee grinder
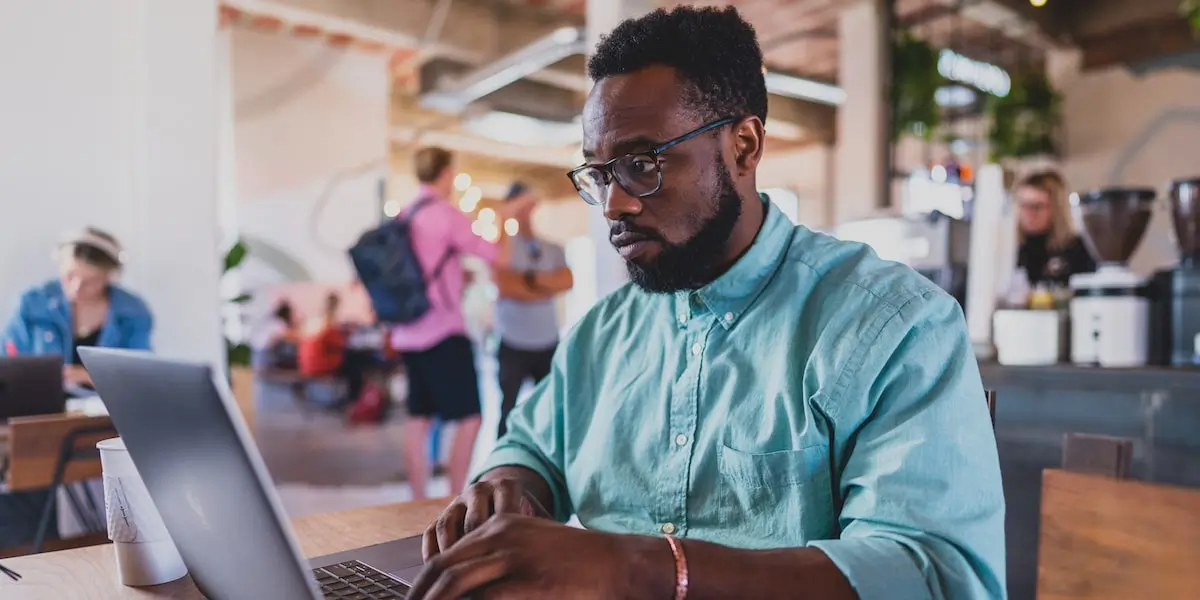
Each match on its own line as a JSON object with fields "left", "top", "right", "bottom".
{"left": 1069, "top": 187, "right": 1156, "bottom": 367}
{"left": 1150, "top": 178, "right": 1200, "bottom": 366}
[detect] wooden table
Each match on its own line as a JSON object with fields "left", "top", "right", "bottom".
{"left": 0, "top": 498, "right": 447, "bottom": 599}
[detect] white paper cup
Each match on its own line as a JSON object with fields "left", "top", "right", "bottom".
{"left": 97, "top": 437, "right": 188, "bottom": 587}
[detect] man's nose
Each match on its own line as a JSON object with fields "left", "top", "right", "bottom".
{"left": 602, "top": 182, "right": 642, "bottom": 221}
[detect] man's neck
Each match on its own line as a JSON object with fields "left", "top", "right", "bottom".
{"left": 719, "top": 191, "right": 767, "bottom": 268}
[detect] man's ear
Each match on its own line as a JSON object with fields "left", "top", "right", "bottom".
{"left": 732, "top": 116, "right": 766, "bottom": 175}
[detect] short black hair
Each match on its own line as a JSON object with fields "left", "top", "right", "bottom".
{"left": 587, "top": 6, "right": 768, "bottom": 123}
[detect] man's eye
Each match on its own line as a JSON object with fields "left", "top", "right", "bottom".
{"left": 628, "top": 157, "right": 655, "bottom": 174}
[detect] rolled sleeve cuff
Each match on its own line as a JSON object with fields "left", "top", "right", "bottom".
{"left": 808, "top": 538, "right": 930, "bottom": 600}
{"left": 472, "top": 444, "right": 570, "bottom": 522}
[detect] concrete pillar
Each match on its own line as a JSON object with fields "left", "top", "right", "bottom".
{"left": 834, "top": 0, "right": 889, "bottom": 225}
{"left": 584, "top": 0, "right": 655, "bottom": 300}
{"left": 0, "top": 0, "right": 225, "bottom": 368}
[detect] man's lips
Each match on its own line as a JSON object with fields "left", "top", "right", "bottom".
{"left": 610, "top": 231, "right": 660, "bottom": 259}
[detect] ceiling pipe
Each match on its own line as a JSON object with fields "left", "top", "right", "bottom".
{"left": 422, "top": 26, "right": 587, "bottom": 112}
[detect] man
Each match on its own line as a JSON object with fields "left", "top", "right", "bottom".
{"left": 391, "top": 147, "right": 498, "bottom": 499}
{"left": 411, "top": 7, "right": 1005, "bottom": 600}
{"left": 492, "top": 182, "right": 573, "bottom": 439}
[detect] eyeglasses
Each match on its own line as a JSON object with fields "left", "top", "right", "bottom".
{"left": 567, "top": 117, "right": 736, "bottom": 207}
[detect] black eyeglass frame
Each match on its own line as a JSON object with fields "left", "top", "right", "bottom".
{"left": 567, "top": 116, "right": 738, "bottom": 206}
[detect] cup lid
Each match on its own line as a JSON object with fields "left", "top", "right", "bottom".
{"left": 96, "top": 436, "right": 125, "bottom": 451}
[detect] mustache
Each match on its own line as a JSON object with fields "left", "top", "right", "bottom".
{"left": 609, "top": 221, "right": 663, "bottom": 242}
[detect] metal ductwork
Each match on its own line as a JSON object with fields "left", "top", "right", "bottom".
{"left": 422, "top": 26, "right": 586, "bottom": 113}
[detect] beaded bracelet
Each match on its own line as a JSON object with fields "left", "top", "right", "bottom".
{"left": 664, "top": 534, "right": 689, "bottom": 600}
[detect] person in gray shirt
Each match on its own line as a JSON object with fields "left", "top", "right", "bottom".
{"left": 492, "top": 182, "right": 574, "bottom": 438}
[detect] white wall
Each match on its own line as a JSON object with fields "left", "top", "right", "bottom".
{"left": 758, "top": 144, "right": 835, "bottom": 229}
{"left": 1053, "top": 60, "right": 1200, "bottom": 275}
{"left": 0, "top": 0, "right": 224, "bottom": 366}
{"left": 231, "top": 28, "right": 389, "bottom": 291}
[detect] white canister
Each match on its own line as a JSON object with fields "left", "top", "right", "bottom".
{"left": 993, "top": 309, "right": 1063, "bottom": 366}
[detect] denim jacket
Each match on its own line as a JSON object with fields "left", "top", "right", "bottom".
{"left": 1, "top": 280, "right": 153, "bottom": 363}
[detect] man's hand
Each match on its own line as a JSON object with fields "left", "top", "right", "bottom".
{"left": 410, "top": 515, "right": 664, "bottom": 600}
{"left": 63, "top": 364, "right": 92, "bottom": 387}
{"left": 422, "top": 477, "right": 552, "bottom": 561}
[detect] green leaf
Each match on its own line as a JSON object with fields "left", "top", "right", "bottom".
{"left": 226, "top": 340, "right": 252, "bottom": 367}
{"left": 228, "top": 293, "right": 253, "bottom": 304}
{"left": 223, "top": 240, "right": 249, "bottom": 273}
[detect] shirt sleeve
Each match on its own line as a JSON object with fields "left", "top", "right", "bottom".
{"left": 472, "top": 346, "right": 573, "bottom": 522}
{"left": 1, "top": 294, "right": 34, "bottom": 356}
{"left": 808, "top": 291, "right": 1007, "bottom": 600}
{"left": 445, "top": 207, "right": 499, "bottom": 264}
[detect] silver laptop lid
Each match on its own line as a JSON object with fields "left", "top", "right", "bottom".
{"left": 79, "top": 348, "right": 320, "bottom": 600}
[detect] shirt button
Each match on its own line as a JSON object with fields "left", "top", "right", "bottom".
{"left": 724, "top": 312, "right": 735, "bottom": 322}
{"left": 44, "top": 332, "right": 54, "bottom": 342}
{"left": 674, "top": 434, "right": 688, "bottom": 446}
{"left": 661, "top": 523, "right": 676, "bottom": 535}
{"left": 691, "top": 343, "right": 702, "bottom": 356}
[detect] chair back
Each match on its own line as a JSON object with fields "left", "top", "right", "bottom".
{"left": 5, "top": 415, "right": 114, "bottom": 492}
{"left": 985, "top": 389, "right": 996, "bottom": 427}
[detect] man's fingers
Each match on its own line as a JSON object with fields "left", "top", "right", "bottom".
{"left": 410, "top": 552, "right": 515, "bottom": 600}
{"left": 462, "top": 485, "right": 495, "bottom": 534}
{"left": 421, "top": 525, "right": 438, "bottom": 562}
{"left": 491, "top": 479, "right": 524, "bottom": 516}
{"left": 434, "top": 503, "right": 467, "bottom": 554}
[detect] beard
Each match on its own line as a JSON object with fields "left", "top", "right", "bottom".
{"left": 618, "top": 161, "right": 742, "bottom": 294}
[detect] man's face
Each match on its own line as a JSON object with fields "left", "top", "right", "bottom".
{"left": 581, "top": 65, "right": 741, "bottom": 293}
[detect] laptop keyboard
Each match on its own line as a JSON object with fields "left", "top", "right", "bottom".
{"left": 314, "top": 560, "right": 411, "bottom": 599}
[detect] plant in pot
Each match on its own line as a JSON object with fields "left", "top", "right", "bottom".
{"left": 892, "top": 32, "right": 943, "bottom": 141}
{"left": 222, "top": 240, "right": 252, "bottom": 369}
{"left": 985, "top": 70, "right": 1063, "bottom": 163}
{"left": 1184, "top": 0, "right": 1200, "bottom": 36}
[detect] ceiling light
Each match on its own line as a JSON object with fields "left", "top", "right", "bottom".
{"left": 1030, "top": 0, "right": 1047, "bottom": 6}
{"left": 505, "top": 218, "right": 520, "bottom": 237}
{"left": 478, "top": 207, "right": 496, "bottom": 224}
{"left": 459, "top": 186, "right": 482, "bottom": 212}
{"left": 462, "top": 111, "right": 582, "bottom": 147}
{"left": 383, "top": 200, "right": 402, "bottom": 218}
{"left": 454, "top": 173, "right": 472, "bottom": 191}
{"left": 763, "top": 72, "right": 846, "bottom": 106}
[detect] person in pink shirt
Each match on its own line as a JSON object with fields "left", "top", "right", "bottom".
{"left": 392, "top": 147, "right": 499, "bottom": 498}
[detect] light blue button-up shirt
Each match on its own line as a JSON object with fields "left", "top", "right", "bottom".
{"left": 477, "top": 197, "right": 1006, "bottom": 600}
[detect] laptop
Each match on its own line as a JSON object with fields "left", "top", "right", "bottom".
{"left": 79, "top": 348, "right": 423, "bottom": 599}
{"left": 0, "top": 356, "right": 66, "bottom": 419}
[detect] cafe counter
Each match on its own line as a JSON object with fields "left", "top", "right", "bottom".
{"left": 980, "top": 362, "right": 1200, "bottom": 600}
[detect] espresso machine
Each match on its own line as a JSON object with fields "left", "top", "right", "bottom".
{"left": 833, "top": 212, "right": 970, "bottom": 307}
{"left": 1069, "top": 188, "right": 1156, "bottom": 367}
{"left": 1149, "top": 177, "right": 1200, "bottom": 366}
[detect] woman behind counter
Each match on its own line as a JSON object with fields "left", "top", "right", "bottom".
{"left": 1, "top": 227, "right": 154, "bottom": 387}
{"left": 1015, "top": 170, "right": 1097, "bottom": 288}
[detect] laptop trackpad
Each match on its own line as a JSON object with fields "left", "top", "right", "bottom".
{"left": 391, "top": 564, "right": 424, "bottom": 585}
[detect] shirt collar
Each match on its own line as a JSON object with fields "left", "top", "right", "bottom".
{"left": 673, "top": 193, "right": 793, "bottom": 330}
{"left": 418, "top": 184, "right": 446, "bottom": 202}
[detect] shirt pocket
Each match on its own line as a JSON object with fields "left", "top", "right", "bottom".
{"left": 714, "top": 443, "right": 836, "bottom": 545}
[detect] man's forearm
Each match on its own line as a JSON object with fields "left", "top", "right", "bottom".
{"left": 619, "top": 535, "right": 857, "bottom": 600}
{"left": 478, "top": 465, "right": 555, "bottom": 519}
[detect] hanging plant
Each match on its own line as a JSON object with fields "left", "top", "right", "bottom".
{"left": 1184, "top": 0, "right": 1200, "bottom": 36}
{"left": 892, "top": 32, "right": 943, "bottom": 141}
{"left": 985, "top": 70, "right": 1062, "bottom": 162}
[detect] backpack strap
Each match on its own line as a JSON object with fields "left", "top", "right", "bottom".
{"left": 400, "top": 196, "right": 434, "bottom": 224}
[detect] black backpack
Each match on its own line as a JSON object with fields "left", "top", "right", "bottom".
{"left": 348, "top": 199, "right": 453, "bottom": 324}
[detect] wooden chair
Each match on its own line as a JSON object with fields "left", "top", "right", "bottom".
{"left": 4, "top": 414, "right": 116, "bottom": 554}
{"left": 1036, "top": 434, "right": 1200, "bottom": 599}
{"left": 985, "top": 389, "right": 996, "bottom": 428}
